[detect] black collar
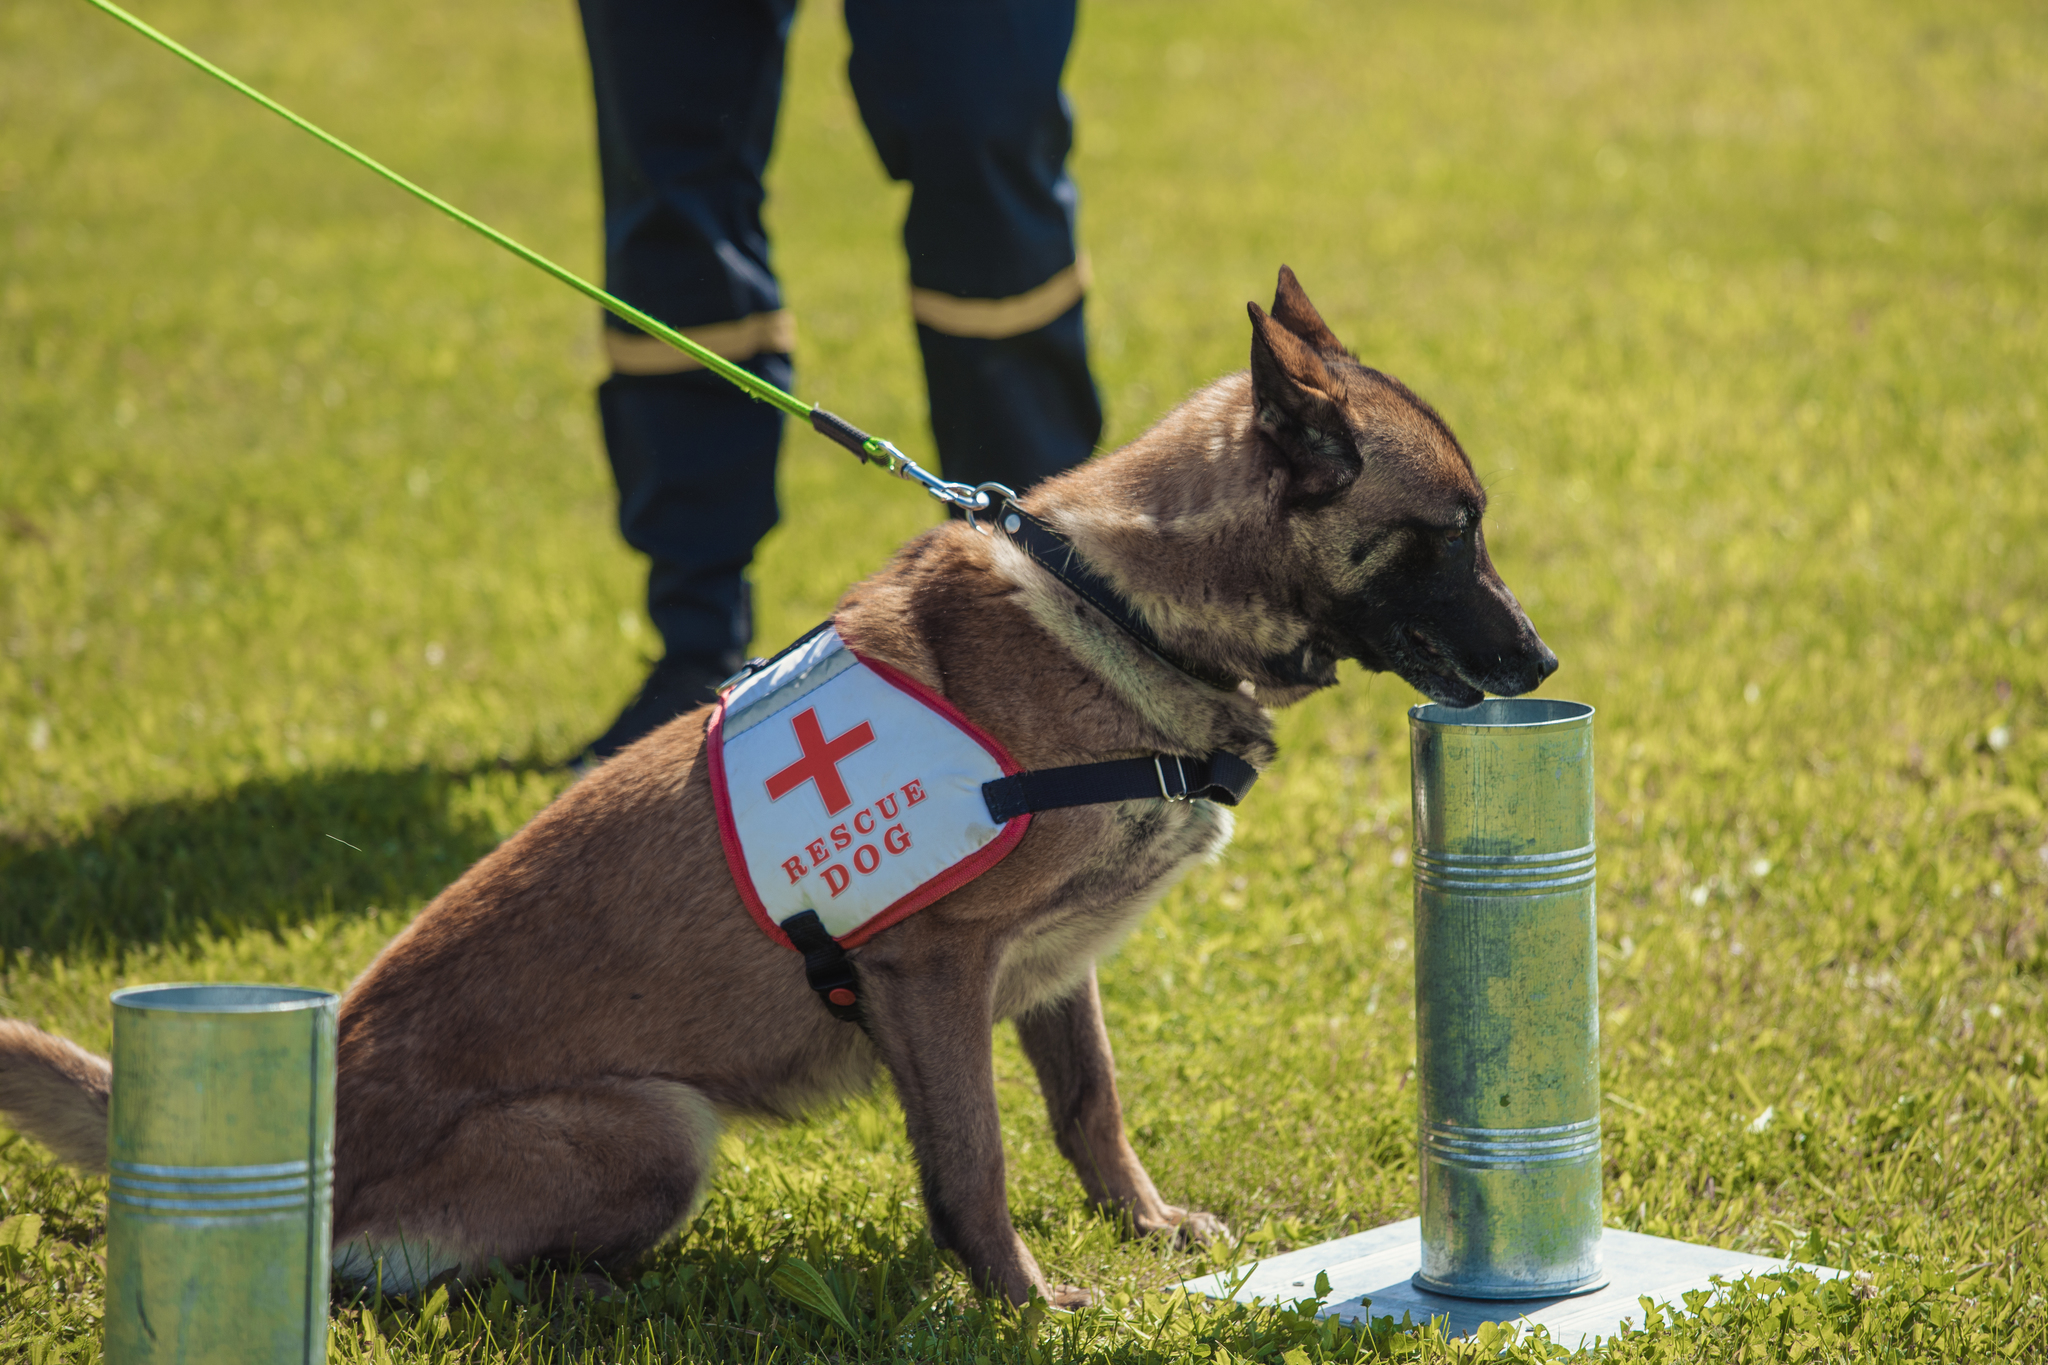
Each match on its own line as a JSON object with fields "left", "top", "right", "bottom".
{"left": 995, "top": 508, "right": 1243, "bottom": 693}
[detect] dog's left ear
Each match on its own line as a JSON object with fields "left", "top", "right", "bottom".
{"left": 1249, "top": 302, "right": 1361, "bottom": 498}
{"left": 1270, "top": 265, "right": 1347, "bottom": 354}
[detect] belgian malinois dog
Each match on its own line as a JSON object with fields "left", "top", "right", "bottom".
{"left": 0, "top": 268, "right": 1555, "bottom": 1307}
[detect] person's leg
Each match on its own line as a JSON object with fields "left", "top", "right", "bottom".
{"left": 575, "top": 0, "right": 798, "bottom": 761}
{"left": 844, "top": 0, "right": 1103, "bottom": 495}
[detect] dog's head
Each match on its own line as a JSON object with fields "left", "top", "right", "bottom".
{"left": 1241, "top": 267, "right": 1556, "bottom": 708}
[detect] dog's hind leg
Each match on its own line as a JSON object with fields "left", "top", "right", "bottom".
{"left": 1015, "top": 966, "right": 1227, "bottom": 1245}
{"left": 334, "top": 1076, "right": 719, "bottom": 1293}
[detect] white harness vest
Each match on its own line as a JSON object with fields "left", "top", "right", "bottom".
{"left": 707, "top": 625, "right": 1030, "bottom": 950}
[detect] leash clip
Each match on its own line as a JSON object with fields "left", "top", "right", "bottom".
{"left": 863, "top": 438, "right": 1012, "bottom": 524}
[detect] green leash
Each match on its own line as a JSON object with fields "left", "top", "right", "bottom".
{"left": 81, "top": 0, "right": 1006, "bottom": 515}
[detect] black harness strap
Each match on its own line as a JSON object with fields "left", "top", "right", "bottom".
{"left": 981, "top": 750, "right": 1259, "bottom": 824}
{"left": 777, "top": 750, "right": 1258, "bottom": 1029}
{"left": 779, "top": 909, "right": 870, "bottom": 1032}
{"left": 996, "top": 508, "right": 1243, "bottom": 693}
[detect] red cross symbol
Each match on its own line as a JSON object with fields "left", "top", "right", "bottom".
{"left": 764, "top": 707, "right": 875, "bottom": 815}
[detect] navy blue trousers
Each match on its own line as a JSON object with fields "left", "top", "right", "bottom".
{"left": 578, "top": 0, "right": 1103, "bottom": 671}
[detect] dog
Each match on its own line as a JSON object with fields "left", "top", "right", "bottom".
{"left": 0, "top": 267, "right": 1555, "bottom": 1308}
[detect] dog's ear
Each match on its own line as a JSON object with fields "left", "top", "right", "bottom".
{"left": 1270, "top": 265, "right": 1346, "bottom": 354}
{"left": 1249, "top": 301, "right": 1361, "bottom": 498}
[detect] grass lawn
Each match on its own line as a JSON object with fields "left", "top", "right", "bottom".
{"left": 4, "top": 0, "right": 2046, "bottom": 1358}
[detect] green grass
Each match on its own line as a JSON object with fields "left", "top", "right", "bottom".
{"left": 3, "top": 0, "right": 2046, "bottom": 1358}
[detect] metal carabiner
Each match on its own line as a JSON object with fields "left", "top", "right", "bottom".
{"left": 962, "top": 481, "right": 1017, "bottom": 534}
{"left": 856, "top": 437, "right": 1016, "bottom": 529}
{"left": 867, "top": 439, "right": 987, "bottom": 512}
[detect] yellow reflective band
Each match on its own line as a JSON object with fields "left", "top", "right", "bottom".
{"left": 909, "top": 256, "right": 1091, "bottom": 340}
{"left": 605, "top": 309, "right": 797, "bottom": 375}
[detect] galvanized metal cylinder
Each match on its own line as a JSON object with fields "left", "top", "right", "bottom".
{"left": 105, "top": 984, "right": 337, "bottom": 1364}
{"left": 1409, "top": 699, "right": 1603, "bottom": 1300}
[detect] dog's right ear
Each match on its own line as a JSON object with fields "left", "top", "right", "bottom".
{"left": 1249, "top": 302, "right": 1360, "bottom": 497}
{"left": 1270, "top": 265, "right": 1347, "bottom": 354}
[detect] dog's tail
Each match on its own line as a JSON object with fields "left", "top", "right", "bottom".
{"left": 0, "top": 1021, "right": 110, "bottom": 1172}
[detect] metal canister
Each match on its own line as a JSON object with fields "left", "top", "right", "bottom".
{"left": 105, "top": 984, "right": 337, "bottom": 1364}
{"left": 1409, "top": 699, "right": 1603, "bottom": 1299}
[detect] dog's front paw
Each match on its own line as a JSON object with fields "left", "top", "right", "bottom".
{"left": 1047, "top": 1283, "right": 1094, "bottom": 1310}
{"left": 1138, "top": 1205, "right": 1229, "bottom": 1248}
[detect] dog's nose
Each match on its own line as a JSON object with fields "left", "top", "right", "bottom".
{"left": 1535, "top": 642, "right": 1559, "bottom": 680}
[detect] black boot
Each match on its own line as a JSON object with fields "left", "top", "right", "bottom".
{"left": 571, "top": 655, "right": 728, "bottom": 770}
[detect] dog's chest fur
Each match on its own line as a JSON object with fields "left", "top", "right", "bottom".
{"left": 990, "top": 801, "right": 1233, "bottom": 1021}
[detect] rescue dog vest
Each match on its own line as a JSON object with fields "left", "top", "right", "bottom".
{"left": 707, "top": 624, "right": 1030, "bottom": 957}
{"left": 708, "top": 613, "right": 1261, "bottom": 1027}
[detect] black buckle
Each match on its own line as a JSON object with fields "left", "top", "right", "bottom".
{"left": 779, "top": 910, "right": 866, "bottom": 1028}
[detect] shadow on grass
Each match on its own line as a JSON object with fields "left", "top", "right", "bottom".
{"left": 0, "top": 761, "right": 568, "bottom": 963}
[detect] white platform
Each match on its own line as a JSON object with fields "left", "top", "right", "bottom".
{"left": 1182, "top": 1218, "right": 1838, "bottom": 1348}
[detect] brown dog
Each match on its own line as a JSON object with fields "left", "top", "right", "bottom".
{"left": 0, "top": 268, "right": 1554, "bottom": 1307}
